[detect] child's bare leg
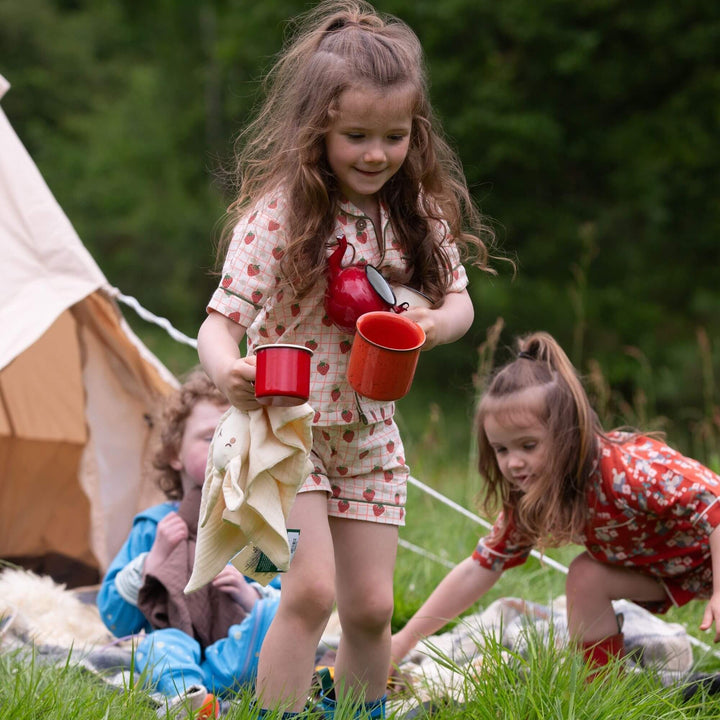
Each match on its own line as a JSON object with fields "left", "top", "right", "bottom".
{"left": 566, "top": 551, "right": 666, "bottom": 642}
{"left": 255, "top": 492, "right": 335, "bottom": 712}
{"left": 330, "top": 518, "right": 398, "bottom": 700}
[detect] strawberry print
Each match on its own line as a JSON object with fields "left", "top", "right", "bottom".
{"left": 244, "top": 231, "right": 255, "bottom": 244}
{"left": 339, "top": 340, "right": 352, "bottom": 354}
{"left": 397, "top": 455, "right": 405, "bottom": 465}
{"left": 272, "top": 247, "right": 284, "bottom": 260}
{"left": 394, "top": 492, "right": 401, "bottom": 504}
{"left": 311, "top": 473, "right": 322, "bottom": 484}
{"left": 363, "top": 488, "right": 375, "bottom": 502}
{"left": 313, "top": 411, "right": 321, "bottom": 423}
{"left": 322, "top": 315, "right": 333, "bottom": 327}
{"left": 384, "top": 470, "right": 394, "bottom": 482}
{"left": 247, "top": 263, "right": 260, "bottom": 276}
{"left": 259, "top": 326, "right": 269, "bottom": 338}
{"left": 251, "top": 290, "right": 263, "bottom": 304}
{"left": 275, "top": 324, "right": 285, "bottom": 335}
{"left": 337, "top": 466, "right": 348, "bottom": 476}
{"left": 359, "top": 449, "right": 369, "bottom": 460}
{"left": 357, "top": 231, "right": 367, "bottom": 244}
{"left": 321, "top": 430, "right": 331, "bottom": 441}
{"left": 343, "top": 430, "right": 355, "bottom": 443}
{"left": 276, "top": 289, "right": 284, "bottom": 302}
{"left": 331, "top": 485, "right": 342, "bottom": 497}
{"left": 341, "top": 409, "right": 353, "bottom": 423}
{"left": 317, "top": 361, "right": 330, "bottom": 375}
{"left": 221, "top": 274, "right": 233, "bottom": 288}
{"left": 331, "top": 387, "right": 341, "bottom": 402}
{"left": 268, "top": 220, "right": 281, "bottom": 232}
{"left": 228, "top": 312, "right": 241, "bottom": 323}
{"left": 248, "top": 211, "right": 258, "bottom": 223}
{"left": 305, "top": 339, "right": 318, "bottom": 351}
{"left": 291, "top": 303, "right": 301, "bottom": 317}
{"left": 384, "top": 418, "right": 393, "bottom": 426}
{"left": 338, "top": 500, "right": 350, "bottom": 513}
{"left": 268, "top": 199, "right": 278, "bottom": 209}
{"left": 372, "top": 504, "right": 385, "bottom": 517}
{"left": 386, "top": 441, "right": 395, "bottom": 453}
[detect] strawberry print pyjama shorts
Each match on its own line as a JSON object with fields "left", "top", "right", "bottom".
{"left": 298, "top": 417, "right": 408, "bottom": 525}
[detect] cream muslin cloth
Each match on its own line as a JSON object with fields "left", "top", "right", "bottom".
{"left": 185, "top": 403, "right": 313, "bottom": 592}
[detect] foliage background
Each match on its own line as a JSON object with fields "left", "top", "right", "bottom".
{"left": 3, "top": 0, "right": 720, "bottom": 460}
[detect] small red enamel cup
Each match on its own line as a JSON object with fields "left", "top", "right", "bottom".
{"left": 254, "top": 344, "right": 313, "bottom": 406}
{"left": 346, "top": 312, "right": 426, "bottom": 401}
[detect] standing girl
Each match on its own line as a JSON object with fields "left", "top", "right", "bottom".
{"left": 391, "top": 331, "right": 720, "bottom": 674}
{"left": 197, "top": 1, "right": 493, "bottom": 715}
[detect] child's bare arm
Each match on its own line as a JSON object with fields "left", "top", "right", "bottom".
{"left": 402, "top": 288, "right": 474, "bottom": 350}
{"left": 700, "top": 525, "right": 720, "bottom": 641}
{"left": 197, "top": 311, "right": 258, "bottom": 409}
{"left": 390, "top": 556, "right": 502, "bottom": 667}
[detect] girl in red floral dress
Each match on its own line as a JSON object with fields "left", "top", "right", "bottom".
{"left": 391, "top": 331, "right": 720, "bottom": 674}
{"left": 197, "top": 1, "right": 493, "bottom": 716}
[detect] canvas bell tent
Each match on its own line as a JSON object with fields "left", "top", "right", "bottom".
{"left": 0, "top": 75, "right": 179, "bottom": 587}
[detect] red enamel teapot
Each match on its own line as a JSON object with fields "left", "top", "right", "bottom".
{"left": 324, "top": 234, "right": 405, "bottom": 333}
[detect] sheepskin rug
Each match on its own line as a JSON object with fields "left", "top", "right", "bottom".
{"left": 0, "top": 567, "right": 113, "bottom": 650}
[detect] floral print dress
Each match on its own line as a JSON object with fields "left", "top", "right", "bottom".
{"left": 473, "top": 433, "right": 720, "bottom": 609}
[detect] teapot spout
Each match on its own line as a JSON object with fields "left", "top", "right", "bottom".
{"left": 328, "top": 234, "right": 348, "bottom": 278}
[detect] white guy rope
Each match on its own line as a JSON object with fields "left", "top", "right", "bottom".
{"left": 113, "top": 290, "right": 198, "bottom": 349}
{"left": 408, "top": 475, "right": 570, "bottom": 575}
{"left": 115, "top": 294, "right": 720, "bottom": 660}
{"left": 398, "top": 538, "right": 455, "bottom": 570}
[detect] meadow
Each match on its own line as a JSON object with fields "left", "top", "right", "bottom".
{"left": 3, "top": 325, "right": 720, "bottom": 718}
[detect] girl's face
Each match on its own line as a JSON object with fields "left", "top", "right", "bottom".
{"left": 171, "top": 400, "right": 229, "bottom": 492}
{"left": 484, "top": 411, "right": 550, "bottom": 491}
{"left": 325, "top": 83, "right": 413, "bottom": 216}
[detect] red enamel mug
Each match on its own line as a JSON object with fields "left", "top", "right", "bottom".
{"left": 346, "top": 312, "right": 426, "bottom": 401}
{"left": 254, "top": 344, "right": 313, "bottom": 407}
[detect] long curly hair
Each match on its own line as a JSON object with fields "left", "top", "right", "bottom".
{"left": 217, "top": 0, "right": 495, "bottom": 303}
{"left": 152, "top": 368, "right": 227, "bottom": 500}
{"left": 475, "top": 332, "right": 604, "bottom": 547}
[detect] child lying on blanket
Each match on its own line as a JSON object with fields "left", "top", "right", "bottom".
{"left": 97, "top": 369, "right": 280, "bottom": 718}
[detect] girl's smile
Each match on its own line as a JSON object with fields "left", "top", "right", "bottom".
{"left": 325, "top": 84, "right": 414, "bottom": 218}
{"left": 484, "top": 412, "right": 549, "bottom": 490}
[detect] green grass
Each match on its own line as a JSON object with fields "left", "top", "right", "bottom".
{"left": 6, "top": 324, "right": 717, "bottom": 717}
